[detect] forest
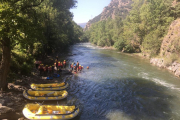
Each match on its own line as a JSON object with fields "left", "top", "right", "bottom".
{"left": 85, "top": 0, "right": 180, "bottom": 56}
{"left": 0, "top": 0, "right": 83, "bottom": 90}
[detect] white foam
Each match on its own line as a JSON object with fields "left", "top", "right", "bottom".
{"left": 138, "top": 72, "right": 150, "bottom": 80}
{"left": 138, "top": 72, "right": 180, "bottom": 91}
{"left": 152, "top": 78, "right": 180, "bottom": 91}
{"left": 106, "top": 110, "right": 132, "bottom": 120}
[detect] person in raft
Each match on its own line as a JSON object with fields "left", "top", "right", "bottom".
{"left": 79, "top": 65, "right": 82, "bottom": 71}
{"left": 77, "top": 61, "right": 79, "bottom": 71}
{"left": 74, "top": 62, "right": 77, "bottom": 72}
{"left": 70, "top": 63, "right": 74, "bottom": 71}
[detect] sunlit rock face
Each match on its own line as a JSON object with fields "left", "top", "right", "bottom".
{"left": 160, "top": 19, "right": 180, "bottom": 58}
{"left": 150, "top": 19, "right": 180, "bottom": 77}
{"left": 84, "top": 0, "right": 133, "bottom": 30}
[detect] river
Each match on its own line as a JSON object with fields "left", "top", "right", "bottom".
{"left": 66, "top": 43, "right": 180, "bottom": 120}
{"left": 2, "top": 43, "right": 180, "bottom": 120}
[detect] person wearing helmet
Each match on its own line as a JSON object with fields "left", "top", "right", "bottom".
{"left": 56, "top": 60, "right": 58, "bottom": 68}
{"left": 70, "top": 63, "right": 74, "bottom": 70}
{"left": 63, "top": 60, "right": 66, "bottom": 68}
{"left": 58, "top": 61, "right": 61, "bottom": 69}
{"left": 79, "top": 65, "right": 82, "bottom": 71}
{"left": 74, "top": 62, "right": 77, "bottom": 72}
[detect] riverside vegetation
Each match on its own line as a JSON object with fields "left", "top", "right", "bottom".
{"left": 0, "top": 0, "right": 84, "bottom": 91}
{"left": 84, "top": 0, "right": 180, "bottom": 77}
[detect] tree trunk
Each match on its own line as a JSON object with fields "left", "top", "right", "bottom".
{"left": 0, "top": 37, "right": 11, "bottom": 91}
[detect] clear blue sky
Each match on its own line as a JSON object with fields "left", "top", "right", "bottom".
{"left": 70, "top": 0, "right": 111, "bottom": 23}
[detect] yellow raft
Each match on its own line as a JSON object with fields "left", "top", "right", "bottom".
{"left": 23, "top": 103, "right": 80, "bottom": 120}
{"left": 23, "top": 90, "right": 68, "bottom": 101}
{"left": 30, "top": 82, "right": 69, "bottom": 91}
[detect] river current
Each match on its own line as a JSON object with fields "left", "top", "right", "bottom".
{"left": 66, "top": 43, "right": 180, "bottom": 120}
{"left": 2, "top": 43, "right": 180, "bottom": 120}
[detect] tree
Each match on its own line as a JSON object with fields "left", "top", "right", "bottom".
{"left": 0, "top": 0, "right": 79, "bottom": 91}
{"left": 0, "top": 0, "right": 46, "bottom": 90}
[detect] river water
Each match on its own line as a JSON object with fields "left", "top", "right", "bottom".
{"left": 66, "top": 43, "right": 180, "bottom": 120}
{"left": 2, "top": 43, "right": 180, "bottom": 120}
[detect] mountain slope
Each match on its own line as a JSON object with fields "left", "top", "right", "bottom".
{"left": 84, "top": 0, "right": 133, "bottom": 30}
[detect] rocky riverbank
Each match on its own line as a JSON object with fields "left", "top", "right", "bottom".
{"left": 0, "top": 66, "right": 73, "bottom": 120}
{"left": 150, "top": 58, "right": 180, "bottom": 77}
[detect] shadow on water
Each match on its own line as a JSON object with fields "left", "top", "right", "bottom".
{"left": 0, "top": 77, "right": 176, "bottom": 120}
{"left": 66, "top": 76, "right": 175, "bottom": 120}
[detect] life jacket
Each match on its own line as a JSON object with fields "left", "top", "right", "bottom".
{"left": 43, "top": 67, "right": 46, "bottom": 71}
{"left": 58, "top": 62, "right": 61, "bottom": 67}
{"left": 71, "top": 64, "right": 73, "bottom": 68}
{"left": 63, "top": 61, "right": 66, "bottom": 65}
{"left": 40, "top": 65, "right": 43, "bottom": 70}
{"left": 79, "top": 66, "right": 81, "bottom": 70}
{"left": 61, "top": 62, "right": 63, "bottom": 67}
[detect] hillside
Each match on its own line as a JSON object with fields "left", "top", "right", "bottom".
{"left": 84, "top": 0, "right": 133, "bottom": 30}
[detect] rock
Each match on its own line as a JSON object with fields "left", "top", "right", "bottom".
{"left": 0, "top": 106, "right": 13, "bottom": 114}
{"left": 7, "top": 103, "right": 14, "bottom": 107}
{"left": 18, "top": 117, "right": 26, "bottom": 120}
{"left": 0, "top": 99, "right": 5, "bottom": 106}
{"left": 175, "top": 68, "right": 180, "bottom": 77}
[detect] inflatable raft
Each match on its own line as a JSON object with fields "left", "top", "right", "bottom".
{"left": 30, "top": 82, "right": 68, "bottom": 91}
{"left": 23, "top": 103, "right": 79, "bottom": 120}
{"left": 23, "top": 90, "right": 68, "bottom": 101}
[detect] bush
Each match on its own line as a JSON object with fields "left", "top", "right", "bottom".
{"left": 114, "top": 38, "right": 125, "bottom": 50}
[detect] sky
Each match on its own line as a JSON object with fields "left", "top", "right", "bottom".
{"left": 70, "top": 0, "right": 111, "bottom": 24}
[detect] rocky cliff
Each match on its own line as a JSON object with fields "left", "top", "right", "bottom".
{"left": 150, "top": 19, "right": 180, "bottom": 77}
{"left": 84, "top": 0, "right": 133, "bottom": 30}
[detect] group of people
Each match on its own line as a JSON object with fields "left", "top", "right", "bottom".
{"left": 34, "top": 59, "right": 67, "bottom": 76}
{"left": 70, "top": 61, "right": 83, "bottom": 73}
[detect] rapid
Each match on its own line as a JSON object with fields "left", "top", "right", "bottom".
{"left": 66, "top": 43, "right": 180, "bottom": 120}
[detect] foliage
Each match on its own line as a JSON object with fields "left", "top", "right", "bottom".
{"left": 0, "top": 0, "right": 83, "bottom": 89}
{"left": 85, "top": 0, "right": 177, "bottom": 56}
